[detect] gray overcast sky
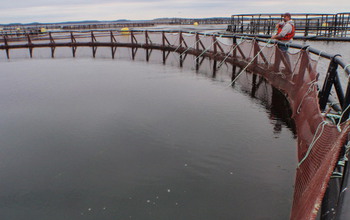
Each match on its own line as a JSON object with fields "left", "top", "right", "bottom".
{"left": 0, "top": 0, "right": 349, "bottom": 23}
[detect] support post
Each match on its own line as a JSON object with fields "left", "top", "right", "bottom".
{"left": 179, "top": 31, "right": 183, "bottom": 67}
{"left": 195, "top": 33, "right": 200, "bottom": 70}
{"left": 213, "top": 36, "right": 217, "bottom": 57}
{"left": 319, "top": 56, "right": 340, "bottom": 111}
{"left": 342, "top": 73, "right": 350, "bottom": 121}
{"left": 130, "top": 31, "right": 136, "bottom": 60}
{"left": 27, "top": 34, "right": 33, "bottom": 58}
{"left": 91, "top": 31, "right": 97, "bottom": 58}
{"left": 110, "top": 31, "right": 117, "bottom": 59}
{"left": 70, "top": 32, "right": 77, "bottom": 57}
{"left": 49, "top": 32, "right": 56, "bottom": 58}
{"left": 145, "top": 30, "right": 149, "bottom": 61}
{"left": 162, "top": 31, "right": 166, "bottom": 64}
{"left": 4, "top": 35, "right": 9, "bottom": 59}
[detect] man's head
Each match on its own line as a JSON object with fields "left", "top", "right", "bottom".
{"left": 283, "top": 13, "right": 291, "bottom": 22}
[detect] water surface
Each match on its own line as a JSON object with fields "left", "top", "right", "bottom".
{"left": 0, "top": 57, "right": 296, "bottom": 219}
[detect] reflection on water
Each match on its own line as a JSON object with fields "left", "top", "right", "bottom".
{"left": 0, "top": 48, "right": 296, "bottom": 219}
{"left": 239, "top": 73, "right": 297, "bottom": 138}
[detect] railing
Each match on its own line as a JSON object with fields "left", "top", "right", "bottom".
{"left": 1, "top": 30, "right": 349, "bottom": 113}
{"left": 227, "top": 13, "right": 350, "bottom": 39}
{"left": 0, "top": 30, "right": 349, "bottom": 107}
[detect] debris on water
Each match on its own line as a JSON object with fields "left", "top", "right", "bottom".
{"left": 184, "top": 164, "right": 188, "bottom": 167}
{"left": 167, "top": 189, "right": 171, "bottom": 192}
{"left": 230, "top": 172, "right": 233, "bottom": 175}
{"left": 88, "top": 208, "right": 92, "bottom": 211}
{"left": 103, "top": 207, "right": 106, "bottom": 210}
{"left": 147, "top": 200, "right": 151, "bottom": 203}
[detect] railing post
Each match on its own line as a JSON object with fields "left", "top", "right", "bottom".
{"left": 91, "top": 31, "right": 97, "bottom": 58}
{"left": 305, "top": 14, "right": 309, "bottom": 37}
{"left": 4, "top": 35, "right": 9, "bottom": 59}
{"left": 131, "top": 31, "right": 134, "bottom": 45}
{"left": 145, "top": 30, "right": 149, "bottom": 45}
{"left": 179, "top": 31, "right": 184, "bottom": 67}
{"left": 319, "top": 56, "right": 340, "bottom": 111}
{"left": 342, "top": 64, "right": 350, "bottom": 120}
{"left": 213, "top": 35, "right": 217, "bottom": 55}
{"left": 70, "top": 31, "right": 77, "bottom": 57}
{"left": 162, "top": 31, "right": 166, "bottom": 64}
{"left": 334, "top": 14, "right": 339, "bottom": 37}
{"left": 145, "top": 30, "right": 149, "bottom": 61}
{"left": 130, "top": 31, "right": 136, "bottom": 60}
{"left": 27, "top": 34, "right": 33, "bottom": 58}
{"left": 49, "top": 32, "right": 56, "bottom": 58}
{"left": 110, "top": 31, "right": 117, "bottom": 59}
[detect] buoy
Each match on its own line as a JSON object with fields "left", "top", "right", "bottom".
{"left": 40, "top": 27, "right": 47, "bottom": 33}
{"left": 322, "top": 22, "right": 328, "bottom": 27}
{"left": 16, "top": 27, "right": 21, "bottom": 31}
{"left": 121, "top": 27, "right": 130, "bottom": 35}
{"left": 193, "top": 22, "right": 199, "bottom": 26}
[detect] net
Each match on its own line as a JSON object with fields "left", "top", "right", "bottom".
{"left": 229, "top": 40, "right": 350, "bottom": 220}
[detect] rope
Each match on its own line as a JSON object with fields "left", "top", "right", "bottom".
{"left": 173, "top": 42, "right": 182, "bottom": 53}
{"left": 179, "top": 37, "right": 204, "bottom": 57}
{"left": 337, "top": 104, "right": 350, "bottom": 132}
{"left": 331, "top": 171, "right": 343, "bottom": 179}
{"left": 296, "top": 79, "right": 318, "bottom": 114}
{"left": 291, "top": 52, "right": 303, "bottom": 79}
{"left": 228, "top": 39, "right": 272, "bottom": 87}
{"left": 267, "top": 42, "right": 278, "bottom": 65}
{"left": 194, "top": 38, "right": 219, "bottom": 61}
{"left": 216, "top": 44, "right": 235, "bottom": 70}
{"left": 217, "top": 38, "right": 244, "bottom": 70}
{"left": 298, "top": 121, "right": 328, "bottom": 168}
{"left": 317, "top": 50, "right": 325, "bottom": 61}
{"left": 331, "top": 136, "right": 350, "bottom": 178}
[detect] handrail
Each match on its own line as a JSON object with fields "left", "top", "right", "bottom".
{"left": 1, "top": 29, "right": 349, "bottom": 74}
{"left": 1, "top": 29, "right": 350, "bottom": 114}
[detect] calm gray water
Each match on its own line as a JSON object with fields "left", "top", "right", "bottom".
{"left": 0, "top": 55, "right": 296, "bottom": 219}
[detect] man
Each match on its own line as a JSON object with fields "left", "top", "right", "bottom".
{"left": 271, "top": 13, "right": 295, "bottom": 52}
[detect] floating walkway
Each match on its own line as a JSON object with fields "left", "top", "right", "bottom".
{"left": 1, "top": 30, "right": 350, "bottom": 219}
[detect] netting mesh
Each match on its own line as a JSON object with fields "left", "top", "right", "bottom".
{"left": 229, "top": 39, "right": 350, "bottom": 220}
{"left": 170, "top": 34, "right": 350, "bottom": 219}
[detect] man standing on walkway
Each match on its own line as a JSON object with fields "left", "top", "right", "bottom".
{"left": 272, "top": 13, "right": 295, "bottom": 52}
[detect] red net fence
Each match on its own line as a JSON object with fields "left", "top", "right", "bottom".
{"left": 219, "top": 37, "right": 350, "bottom": 219}
{"left": 1, "top": 30, "right": 350, "bottom": 219}
{"left": 214, "top": 36, "right": 350, "bottom": 219}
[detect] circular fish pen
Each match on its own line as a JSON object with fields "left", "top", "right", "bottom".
{"left": 1, "top": 30, "right": 350, "bottom": 219}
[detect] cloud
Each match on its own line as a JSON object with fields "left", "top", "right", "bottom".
{"left": 0, "top": 0, "right": 349, "bottom": 23}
